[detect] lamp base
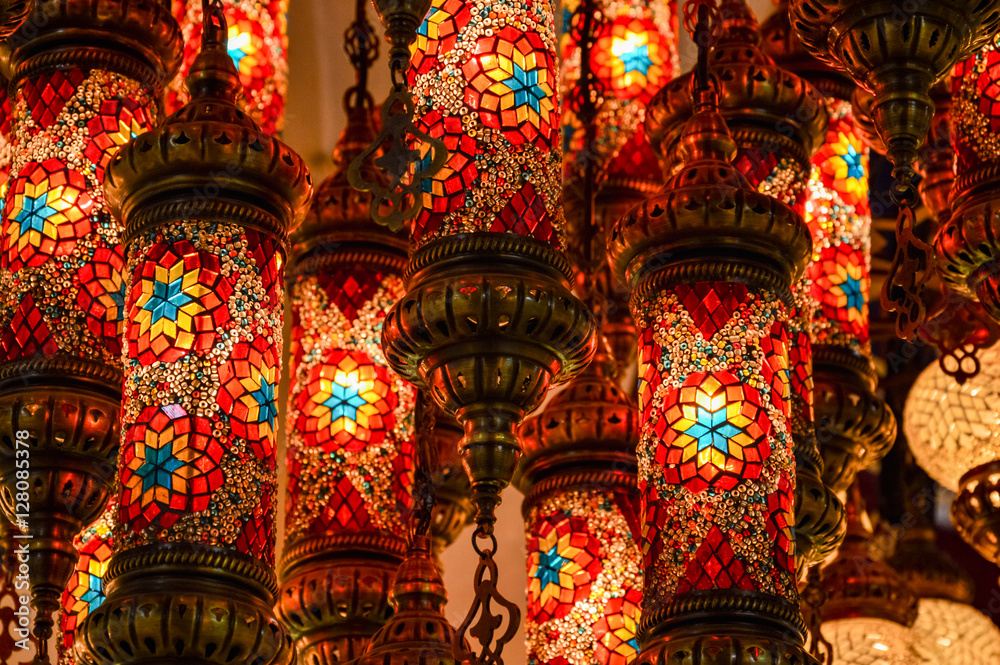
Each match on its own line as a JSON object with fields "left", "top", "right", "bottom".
{"left": 78, "top": 543, "right": 292, "bottom": 665}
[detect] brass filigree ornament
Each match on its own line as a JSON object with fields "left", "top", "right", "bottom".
{"left": 607, "top": 5, "right": 815, "bottom": 663}
{"left": 790, "top": 0, "right": 1000, "bottom": 340}
{"left": 0, "top": 0, "right": 180, "bottom": 660}
{"left": 347, "top": 0, "right": 446, "bottom": 231}
{"left": 76, "top": 3, "right": 310, "bottom": 664}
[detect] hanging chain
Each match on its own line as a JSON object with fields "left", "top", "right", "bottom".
{"left": 684, "top": 0, "right": 721, "bottom": 89}
{"left": 202, "top": 0, "right": 227, "bottom": 47}
{"left": 881, "top": 166, "right": 934, "bottom": 341}
{"left": 343, "top": 0, "right": 379, "bottom": 112}
{"left": 347, "top": 2, "right": 446, "bottom": 231}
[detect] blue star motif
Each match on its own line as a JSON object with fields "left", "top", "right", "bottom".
{"left": 618, "top": 42, "right": 653, "bottom": 77}
{"left": 535, "top": 544, "right": 569, "bottom": 589}
{"left": 134, "top": 443, "right": 184, "bottom": 493}
{"left": 322, "top": 383, "right": 369, "bottom": 422}
{"left": 837, "top": 274, "right": 864, "bottom": 313}
{"left": 83, "top": 575, "right": 104, "bottom": 612}
{"left": 228, "top": 45, "right": 248, "bottom": 71}
{"left": 142, "top": 276, "right": 194, "bottom": 324}
{"left": 505, "top": 61, "right": 546, "bottom": 115}
{"left": 684, "top": 406, "right": 742, "bottom": 454}
{"left": 13, "top": 193, "right": 59, "bottom": 236}
{"left": 250, "top": 375, "right": 277, "bottom": 427}
{"left": 839, "top": 143, "right": 864, "bottom": 181}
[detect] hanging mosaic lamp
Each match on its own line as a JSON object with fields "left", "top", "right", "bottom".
{"left": 607, "top": 4, "right": 813, "bottom": 661}
{"left": 819, "top": 483, "right": 921, "bottom": 665}
{"left": 342, "top": 533, "right": 466, "bottom": 665}
{"left": 903, "top": 341, "right": 1000, "bottom": 574}
{"left": 936, "top": 39, "right": 1000, "bottom": 325}
{"left": 790, "top": 0, "right": 1000, "bottom": 340}
{"left": 168, "top": 0, "right": 288, "bottom": 135}
{"left": 58, "top": 501, "right": 114, "bottom": 664}
{"left": 278, "top": 4, "right": 416, "bottom": 658}
{"left": 76, "top": 3, "right": 311, "bottom": 664}
{"left": 888, "top": 459, "right": 1000, "bottom": 665}
{"left": 562, "top": 0, "right": 679, "bottom": 214}
{"left": 517, "top": 341, "right": 642, "bottom": 665}
{"left": 761, "top": 0, "right": 894, "bottom": 502}
{"left": 382, "top": 0, "right": 598, "bottom": 661}
{"left": 560, "top": 0, "right": 680, "bottom": 380}
{"left": 0, "top": 0, "right": 180, "bottom": 657}
{"left": 648, "top": 0, "right": 844, "bottom": 576}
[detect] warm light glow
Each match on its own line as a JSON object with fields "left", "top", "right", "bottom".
{"left": 912, "top": 597, "right": 1000, "bottom": 664}
{"left": 822, "top": 618, "right": 918, "bottom": 665}
{"left": 904, "top": 341, "right": 1000, "bottom": 491}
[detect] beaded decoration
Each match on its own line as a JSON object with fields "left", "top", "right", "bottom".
{"left": 953, "top": 41, "right": 1000, "bottom": 170}
{"left": 116, "top": 221, "right": 282, "bottom": 565}
{"left": 0, "top": 69, "right": 155, "bottom": 364}
{"left": 169, "top": 0, "right": 288, "bottom": 135}
{"left": 285, "top": 266, "right": 415, "bottom": 541}
{"left": 561, "top": 0, "right": 678, "bottom": 189}
{"left": 525, "top": 489, "right": 643, "bottom": 665}
{"left": 408, "top": 0, "right": 565, "bottom": 248}
{"left": 635, "top": 282, "right": 797, "bottom": 604}
{"left": 804, "top": 100, "right": 871, "bottom": 353}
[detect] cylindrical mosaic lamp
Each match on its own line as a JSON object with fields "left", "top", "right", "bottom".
{"left": 169, "top": 0, "right": 287, "bottom": 135}
{"left": 77, "top": 4, "right": 311, "bottom": 664}
{"left": 278, "top": 29, "right": 416, "bottom": 659}
{"left": 384, "top": 0, "right": 597, "bottom": 659}
{"left": 607, "top": 7, "right": 813, "bottom": 660}
{"left": 517, "top": 344, "right": 642, "bottom": 665}
{"left": 0, "top": 0, "right": 180, "bottom": 654}
{"left": 762, "top": 1, "right": 895, "bottom": 569}
{"left": 58, "top": 501, "right": 114, "bottom": 665}
{"left": 648, "top": 0, "right": 844, "bottom": 576}
{"left": 560, "top": 0, "right": 679, "bottom": 382}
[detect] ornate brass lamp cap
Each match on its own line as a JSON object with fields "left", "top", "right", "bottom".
{"left": 820, "top": 485, "right": 919, "bottom": 627}
{"left": 104, "top": 6, "right": 311, "bottom": 244}
{"left": 345, "top": 534, "right": 466, "bottom": 665}
{"left": 760, "top": 1, "right": 853, "bottom": 100}
{"left": 2, "top": 0, "right": 181, "bottom": 86}
{"left": 790, "top": 0, "right": 1000, "bottom": 172}
{"left": 291, "top": 102, "right": 406, "bottom": 270}
{"left": 516, "top": 339, "right": 637, "bottom": 492}
{"left": 646, "top": 0, "right": 828, "bottom": 175}
{"left": 609, "top": 83, "right": 811, "bottom": 294}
